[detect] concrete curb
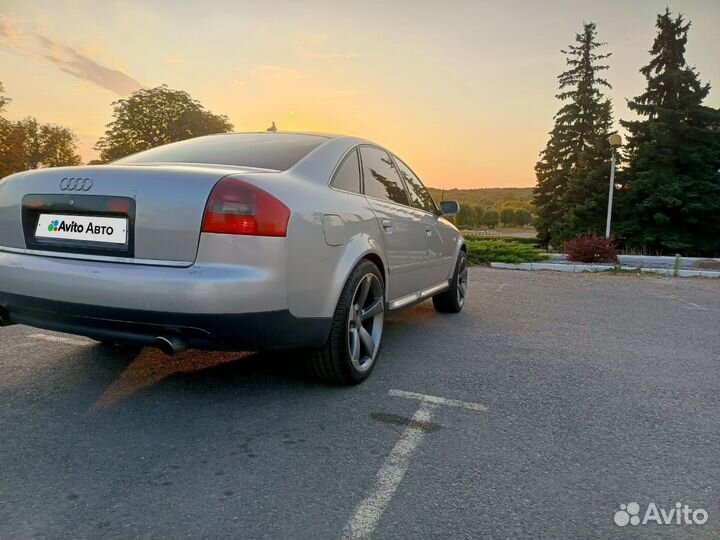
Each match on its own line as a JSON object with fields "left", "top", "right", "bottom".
{"left": 546, "top": 253, "right": 720, "bottom": 270}
{"left": 489, "top": 262, "right": 720, "bottom": 278}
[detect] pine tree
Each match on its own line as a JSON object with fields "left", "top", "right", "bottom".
{"left": 617, "top": 9, "right": 720, "bottom": 256}
{"left": 534, "top": 22, "right": 615, "bottom": 248}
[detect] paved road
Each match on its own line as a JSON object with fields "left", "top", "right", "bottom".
{"left": 1, "top": 268, "right": 718, "bottom": 540}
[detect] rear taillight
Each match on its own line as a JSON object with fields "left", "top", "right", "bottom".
{"left": 201, "top": 178, "right": 290, "bottom": 237}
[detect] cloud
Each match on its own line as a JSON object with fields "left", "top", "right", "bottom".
{"left": 295, "top": 31, "right": 358, "bottom": 61}
{"left": 0, "top": 14, "right": 142, "bottom": 96}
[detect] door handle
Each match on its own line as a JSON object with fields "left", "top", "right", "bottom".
{"left": 425, "top": 226, "right": 432, "bottom": 237}
{"left": 381, "top": 219, "right": 393, "bottom": 233}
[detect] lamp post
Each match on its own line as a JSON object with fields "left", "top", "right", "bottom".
{"left": 605, "top": 134, "right": 622, "bottom": 238}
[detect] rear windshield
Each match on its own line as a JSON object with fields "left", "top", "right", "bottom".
{"left": 114, "top": 133, "right": 328, "bottom": 170}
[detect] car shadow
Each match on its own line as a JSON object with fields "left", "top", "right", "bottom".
{"left": 85, "top": 345, "right": 326, "bottom": 411}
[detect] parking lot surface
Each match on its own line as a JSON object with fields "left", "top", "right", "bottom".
{"left": 1, "top": 268, "right": 718, "bottom": 540}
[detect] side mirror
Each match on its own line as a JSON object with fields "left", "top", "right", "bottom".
{"left": 439, "top": 200, "right": 460, "bottom": 216}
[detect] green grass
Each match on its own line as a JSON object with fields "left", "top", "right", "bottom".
{"left": 465, "top": 235, "right": 540, "bottom": 246}
{"left": 606, "top": 266, "right": 643, "bottom": 276}
{"left": 466, "top": 239, "right": 548, "bottom": 265}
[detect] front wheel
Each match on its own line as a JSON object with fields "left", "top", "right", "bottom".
{"left": 307, "top": 260, "right": 385, "bottom": 385}
{"left": 432, "top": 250, "right": 468, "bottom": 313}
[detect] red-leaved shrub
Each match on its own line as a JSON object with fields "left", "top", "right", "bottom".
{"left": 564, "top": 234, "right": 619, "bottom": 263}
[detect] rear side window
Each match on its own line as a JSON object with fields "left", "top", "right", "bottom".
{"left": 115, "top": 133, "right": 327, "bottom": 171}
{"left": 331, "top": 150, "right": 361, "bottom": 193}
{"left": 360, "top": 146, "right": 409, "bottom": 206}
{"left": 393, "top": 155, "right": 438, "bottom": 214}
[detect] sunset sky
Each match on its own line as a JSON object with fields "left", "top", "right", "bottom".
{"left": 1, "top": 0, "right": 718, "bottom": 188}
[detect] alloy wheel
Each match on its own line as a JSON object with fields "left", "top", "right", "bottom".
{"left": 347, "top": 273, "right": 384, "bottom": 372}
{"left": 457, "top": 255, "right": 468, "bottom": 307}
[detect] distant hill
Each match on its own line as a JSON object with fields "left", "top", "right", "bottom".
{"left": 427, "top": 187, "right": 534, "bottom": 210}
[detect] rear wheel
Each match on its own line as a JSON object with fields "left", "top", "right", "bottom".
{"left": 432, "top": 250, "right": 467, "bottom": 313}
{"left": 308, "top": 260, "right": 385, "bottom": 385}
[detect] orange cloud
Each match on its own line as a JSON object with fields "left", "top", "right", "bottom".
{"left": 0, "top": 13, "right": 142, "bottom": 96}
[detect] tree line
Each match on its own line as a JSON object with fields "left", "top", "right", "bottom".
{"left": 453, "top": 204, "right": 533, "bottom": 229}
{"left": 0, "top": 84, "right": 234, "bottom": 177}
{"left": 0, "top": 83, "right": 81, "bottom": 178}
{"left": 534, "top": 9, "right": 720, "bottom": 256}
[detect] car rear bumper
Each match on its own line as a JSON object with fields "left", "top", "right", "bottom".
{"left": 0, "top": 238, "right": 331, "bottom": 350}
{"left": 0, "top": 291, "right": 331, "bottom": 350}
{"left": 0, "top": 234, "right": 289, "bottom": 314}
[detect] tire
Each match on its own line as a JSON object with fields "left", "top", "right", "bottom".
{"left": 308, "top": 260, "right": 385, "bottom": 385}
{"left": 432, "top": 250, "right": 468, "bottom": 313}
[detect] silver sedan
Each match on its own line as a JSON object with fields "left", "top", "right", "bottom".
{"left": 0, "top": 132, "right": 467, "bottom": 384}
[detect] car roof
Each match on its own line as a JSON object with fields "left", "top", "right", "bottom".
{"left": 212, "top": 131, "right": 376, "bottom": 145}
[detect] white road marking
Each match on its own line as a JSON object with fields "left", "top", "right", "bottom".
{"left": 389, "top": 389, "right": 488, "bottom": 412}
{"left": 29, "top": 333, "right": 93, "bottom": 346}
{"left": 649, "top": 292, "right": 719, "bottom": 313}
{"left": 342, "top": 390, "right": 487, "bottom": 539}
{"left": 496, "top": 283, "right": 507, "bottom": 292}
{"left": 341, "top": 401, "right": 437, "bottom": 540}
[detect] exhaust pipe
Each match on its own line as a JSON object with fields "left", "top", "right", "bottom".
{"left": 155, "top": 335, "right": 188, "bottom": 356}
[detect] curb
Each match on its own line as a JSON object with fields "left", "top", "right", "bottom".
{"left": 489, "top": 262, "right": 720, "bottom": 278}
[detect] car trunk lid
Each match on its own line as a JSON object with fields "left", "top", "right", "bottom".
{"left": 0, "top": 164, "right": 276, "bottom": 265}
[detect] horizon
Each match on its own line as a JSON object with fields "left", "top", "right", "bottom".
{"left": 1, "top": 0, "right": 719, "bottom": 189}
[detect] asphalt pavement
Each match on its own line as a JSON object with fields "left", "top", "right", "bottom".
{"left": 1, "top": 268, "right": 718, "bottom": 540}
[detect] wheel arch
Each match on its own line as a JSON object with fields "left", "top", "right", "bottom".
{"left": 361, "top": 252, "right": 386, "bottom": 288}
{"left": 327, "top": 245, "right": 388, "bottom": 319}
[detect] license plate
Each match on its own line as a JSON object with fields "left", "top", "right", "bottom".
{"left": 35, "top": 214, "right": 128, "bottom": 245}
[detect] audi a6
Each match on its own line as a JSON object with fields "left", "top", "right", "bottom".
{"left": 0, "top": 133, "right": 466, "bottom": 384}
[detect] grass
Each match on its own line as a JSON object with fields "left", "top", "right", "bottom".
{"left": 466, "top": 238, "right": 548, "bottom": 265}
{"left": 465, "top": 235, "right": 541, "bottom": 246}
{"left": 603, "top": 267, "right": 665, "bottom": 279}
{"left": 606, "top": 266, "right": 643, "bottom": 276}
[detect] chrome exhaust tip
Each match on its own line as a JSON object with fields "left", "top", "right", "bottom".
{"left": 155, "top": 335, "right": 188, "bottom": 356}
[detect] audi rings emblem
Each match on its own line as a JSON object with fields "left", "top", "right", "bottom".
{"left": 60, "top": 177, "right": 93, "bottom": 191}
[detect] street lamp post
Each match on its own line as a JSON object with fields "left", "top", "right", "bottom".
{"left": 605, "top": 134, "right": 622, "bottom": 238}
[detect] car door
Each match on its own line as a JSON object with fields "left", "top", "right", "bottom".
{"left": 392, "top": 154, "right": 459, "bottom": 285}
{"left": 359, "top": 146, "right": 428, "bottom": 300}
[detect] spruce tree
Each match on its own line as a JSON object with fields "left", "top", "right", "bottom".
{"left": 617, "top": 9, "right": 720, "bottom": 256}
{"left": 534, "top": 22, "right": 615, "bottom": 248}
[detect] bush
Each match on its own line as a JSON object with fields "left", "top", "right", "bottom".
{"left": 465, "top": 235, "right": 540, "bottom": 246}
{"left": 564, "top": 234, "right": 619, "bottom": 263}
{"left": 466, "top": 239, "right": 547, "bottom": 265}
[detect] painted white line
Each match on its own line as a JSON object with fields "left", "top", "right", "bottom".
{"left": 29, "top": 333, "right": 93, "bottom": 346}
{"left": 389, "top": 389, "right": 488, "bottom": 412}
{"left": 342, "top": 390, "right": 487, "bottom": 539}
{"left": 495, "top": 283, "right": 507, "bottom": 292}
{"left": 341, "top": 401, "right": 437, "bottom": 540}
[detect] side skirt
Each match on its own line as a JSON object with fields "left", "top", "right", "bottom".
{"left": 387, "top": 281, "right": 450, "bottom": 312}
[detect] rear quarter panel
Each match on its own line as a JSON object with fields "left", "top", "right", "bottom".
{"left": 244, "top": 170, "right": 385, "bottom": 320}
{"left": 291, "top": 187, "right": 385, "bottom": 319}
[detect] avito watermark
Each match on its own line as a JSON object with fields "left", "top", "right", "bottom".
{"left": 614, "top": 502, "right": 708, "bottom": 527}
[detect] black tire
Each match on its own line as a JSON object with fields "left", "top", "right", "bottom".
{"left": 308, "top": 260, "right": 385, "bottom": 385}
{"left": 432, "top": 250, "right": 468, "bottom": 313}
